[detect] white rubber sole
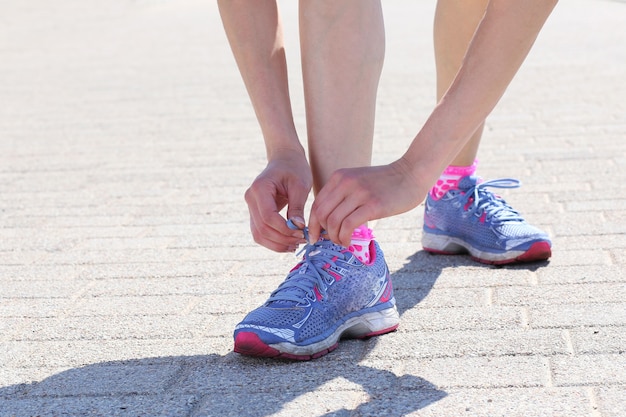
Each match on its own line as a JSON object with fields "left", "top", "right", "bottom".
{"left": 269, "top": 303, "right": 400, "bottom": 358}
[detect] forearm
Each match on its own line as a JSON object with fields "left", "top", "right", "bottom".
{"left": 217, "top": 0, "right": 303, "bottom": 159}
{"left": 402, "top": 0, "right": 558, "bottom": 191}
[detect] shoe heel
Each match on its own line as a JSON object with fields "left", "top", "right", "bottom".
{"left": 342, "top": 304, "right": 400, "bottom": 339}
{"left": 422, "top": 232, "right": 467, "bottom": 254}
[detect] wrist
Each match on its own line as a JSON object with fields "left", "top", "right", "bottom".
{"left": 396, "top": 148, "right": 447, "bottom": 201}
{"left": 261, "top": 125, "right": 305, "bottom": 161}
{"left": 266, "top": 143, "right": 307, "bottom": 162}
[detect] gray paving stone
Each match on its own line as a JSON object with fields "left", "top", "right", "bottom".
{"left": 36, "top": 248, "right": 179, "bottom": 265}
{"left": 0, "top": 299, "right": 74, "bottom": 319}
{"left": 410, "top": 387, "right": 591, "bottom": 417}
{"left": 367, "top": 328, "right": 570, "bottom": 359}
{"left": 78, "top": 236, "right": 176, "bottom": 251}
{"left": 364, "top": 356, "right": 548, "bottom": 389}
{"left": 555, "top": 234, "right": 626, "bottom": 251}
{"left": 609, "top": 248, "right": 626, "bottom": 266}
{"left": 564, "top": 199, "right": 626, "bottom": 212}
{"left": 0, "top": 250, "right": 47, "bottom": 266}
{"left": 543, "top": 249, "right": 612, "bottom": 267}
{"left": 0, "top": 341, "right": 40, "bottom": 369}
{"left": 11, "top": 339, "right": 232, "bottom": 369}
{"left": 0, "top": 395, "right": 194, "bottom": 417}
{"left": 397, "top": 287, "right": 488, "bottom": 308}
{"left": 551, "top": 353, "right": 626, "bottom": 386}
{"left": 595, "top": 386, "right": 626, "bottom": 417}
{"left": 569, "top": 326, "right": 626, "bottom": 355}
{"left": 68, "top": 295, "right": 198, "bottom": 317}
{"left": 0, "top": 279, "right": 90, "bottom": 299}
{"left": 529, "top": 303, "right": 626, "bottom": 328}
{"left": 550, "top": 210, "right": 623, "bottom": 232}
{"left": 85, "top": 276, "right": 238, "bottom": 297}
{"left": 7, "top": 313, "right": 233, "bottom": 342}
{"left": 399, "top": 306, "right": 523, "bottom": 332}
{"left": 74, "top": 260, "right": 237, "bottom": 280}
{"left": 28, "top": 363, "right": 182, "bottom": 397}
{"left": 173, "top": 355, "right": 370, "bottom": 395}
{"left": 192, "top": 294, "right": 271, "bottom": 315}
{"left": 494, "top": 283, "right": 626, "bottom": 306}
{"left": 392, "top": 266, "right": 536, "bottom": 289}
{"left": 537, "top": 265, "right": 625, "bottom": 285}
{"left": 0, "top": 366, "right": 68, "bottom": 399}
{"left": 189, "top": 390, "right": 373, "bottom": 417}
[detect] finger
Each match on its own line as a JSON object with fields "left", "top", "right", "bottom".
{"left": 247, "top": 199, "right": 304, "bottom": 251}
{"left": 286, "top": 183, "right": 309, "bottom": 231}
{"left": 307, "top": 208, "right": 322, "bottom": 243}
{"left": 249, "top": 186, "right": 303, "bottom": 240}
{"left": 249, "top": 204, "right": 306, "bottom": 250}
{"left": 337, "top": 205, "right": 373, "bottom": 248}
{"left": 308, "top": 174, "right": 348, "bottom": 242}
{"left": 249, "top": 219, "right": 302, "bottom": 252}
{"left": 250, "top": 208, "right": 305, "bottom": 248}
{"left": 323, "top": 197, "right": 359, "bottom": 245}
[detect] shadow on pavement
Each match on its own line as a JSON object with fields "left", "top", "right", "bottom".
{"left": 2, "top": 251, "right": 546, "bottom": 416}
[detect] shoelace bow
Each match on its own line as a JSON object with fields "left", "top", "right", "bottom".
{"left": 461, "top": 178, "right": 524, "bottom": 224}
{"left": 267, "top": 221, "right": 340, "bottom": 305}
{"left": 267, "top": 239, "right": 345, "bottom": 305}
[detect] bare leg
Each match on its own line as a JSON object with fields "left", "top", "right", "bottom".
{"left": 434, "top": 0, "right": 489, "bottom": 166}
{"left": 299, "top": 0, "right": 385, "bottom": 194}
{"left": 218, "top": 0, "right": 300, "bottom": 156}
{"left": 218, "top": 0, "right": 312, "bottom": 251}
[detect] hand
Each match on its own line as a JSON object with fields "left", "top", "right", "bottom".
{"left": 308, "top": 158, "right": 427, "bottom": 247}
{"left": 245, "top": 149, "right": 312, "bottom": 252}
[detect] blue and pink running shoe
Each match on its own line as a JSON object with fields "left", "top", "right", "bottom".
{"left": 422, "top": 176, "right": 552, "bottom": 265}
{"left": 233, "top": 238, "right": 399, "bottom": 360}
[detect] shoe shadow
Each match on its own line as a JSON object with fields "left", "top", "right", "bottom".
{"left": 1, "top": 251, "right": 454, "bottom": 417}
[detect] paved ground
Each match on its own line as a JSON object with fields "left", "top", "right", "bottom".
{"left": 1, "top": 0, "right": 625, "bottom": 416}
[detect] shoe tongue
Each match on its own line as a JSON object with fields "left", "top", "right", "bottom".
{"left": 457, "top": 175, "right": 480, "bottom": 190}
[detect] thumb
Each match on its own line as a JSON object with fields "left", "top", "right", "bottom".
{"left": 307, "top": 209, "right": 322, "bottom": 243}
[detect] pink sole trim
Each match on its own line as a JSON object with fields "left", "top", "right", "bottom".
{"left": 234, "top": 332, "right": 282, "bottom": 358}
{"left": 507, "top": 241, "right": 552, "bottom": 264}
{"left": 234, "top": 331, "right": 338, "bottom": 361}
{"left": 357, "top": 324, "right": 400, "bottom": 339}
{"left": 234, "top": 323, "right": 399, "bottom": 361}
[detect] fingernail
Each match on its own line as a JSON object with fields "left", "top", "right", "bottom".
{"left": 289, "top": 230, "right": 305, "bottom": 239}
{"left": 290, "top": 216, "right": 306, "bottom": 228}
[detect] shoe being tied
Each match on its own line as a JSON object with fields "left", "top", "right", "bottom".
{"left": 422, "top": 176, "right": 552, "bottom": 265}
{"left": 233, "top": 238, "right": 399, "bottom": 360}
